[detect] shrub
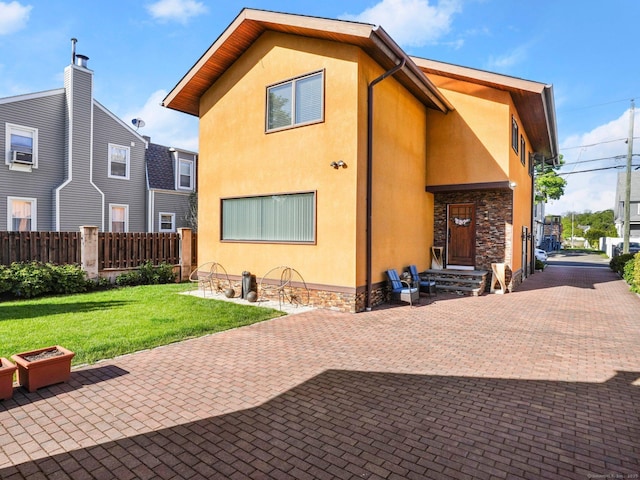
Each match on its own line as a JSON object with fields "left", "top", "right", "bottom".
{"left": 0, "top": 265, "right": 12, "bottom": 294}
{"left": 535, "top": 259, "right": 545, "bottom": 271}
{"left": 631, "top": 253, "right": 640, "bottom": 293}
{"left": 115, "top": 262, "right": 176, "bottom": 287}
{"left": 115, "top": 270, "right": 143, "bottom": 287}
{"left": 9, "top": 261, "right": 54, "bottom": 298}
{"left": 609, "top": 253, "right": 634, "bottom": 276}
{"left": 623, "top": 259, "right": 635, "bottom": 285}
{"left": 48, "top": 263, "right": 90, "bottom": 294}
{"left": 0, "top": 262, "right": 93, "bottom": 299}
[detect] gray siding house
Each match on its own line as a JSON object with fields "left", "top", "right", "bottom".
{"left": 145, "top": 139, "right": 197, "bottom": 233}
{"left": 0, "top": 46, "right": 196, "bottom": 233}
{"left": 614, "top": 171, "right": 640, "bottom": 237}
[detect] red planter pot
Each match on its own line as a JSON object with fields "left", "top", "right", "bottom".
{"left": 12, "top": 346, "right": 75, "bottom": 393}
{"left": 0, "top": 358, "right": 17, "bottom": 400}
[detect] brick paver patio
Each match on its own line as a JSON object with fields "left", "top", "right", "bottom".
{"left": 1, "top": 253, "right": 639, "bottom": 479}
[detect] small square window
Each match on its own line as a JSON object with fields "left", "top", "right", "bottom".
{"left": 109, "top": 144, "right": 130, "bottom": 179}
{"left": 159, "top": 213, "right": 175, "bottom": 232}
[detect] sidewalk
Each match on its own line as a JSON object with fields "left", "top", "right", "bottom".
{"left": 1, "top": 259, "right": 639, "bottom": 479}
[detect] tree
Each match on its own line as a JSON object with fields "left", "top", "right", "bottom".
{"left": 535, "top": 155, "right": 567, "bottom": 204}
{"left": 185, "top": 192, "right": 198, "bottom": 232}
{"left": 560, "top": 209, "right": 617, "bottom": 245}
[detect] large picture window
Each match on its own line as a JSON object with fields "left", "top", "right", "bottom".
{"left": 266, "top": 71, "right": 323, "bottom": 132}
{"left": 222, "top": 192, "right": 315, "bottom": 243}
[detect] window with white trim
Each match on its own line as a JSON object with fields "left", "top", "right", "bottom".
{"left": 511, "top": 116, "right": 519, "bottom": 154}
{"left": 266, "top": 71, "right": 324, "bottom": 132}
{"left": 108, "top": 144, "right": 130, "bottom": 179}
{"left": 7, "top": 197, "right": 37, "bottom": 231}
{"left": 520, "top": 135, "right": 526, "bottom": 166}
{"left": 109, "top": 204, "right": 129, "bottom": 232}
{"left": 222, "top": 192, "right": 315, "bottom": 243}
{"left": 5, "top": 123, "right": 38, "bottom": 169}
{"left": 159, "top": 212, "right": 176, "bottom": 232}
{"left": 178, "top": 158, "right": 194, "bottom": 190}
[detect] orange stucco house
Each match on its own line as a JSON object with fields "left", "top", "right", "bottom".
{"left": 163, "top": 9, "right": 558, "bottom": 313}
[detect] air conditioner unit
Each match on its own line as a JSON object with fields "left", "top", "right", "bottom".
{"left": 11, "top": 150, "right": 33, "bottom": 165}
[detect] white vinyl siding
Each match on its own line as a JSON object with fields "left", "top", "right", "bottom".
{"left": 222, "top": 192, "right": 315, "bottom": 243}
{"left": 109, "top": 204, "right": 129, "bottom": 232}
{"left": 7, "top": 197, "right": 37, "bottom": 231}
{"left": 266, "top": 71, "right": 323, "bottom": 132}
{"left": 108, "top": 143, "right": 130, "bottom": 179}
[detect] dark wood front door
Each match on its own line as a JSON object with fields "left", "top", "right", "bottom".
{"left": 447, "top": 203, "right": 476, "bottom": 267}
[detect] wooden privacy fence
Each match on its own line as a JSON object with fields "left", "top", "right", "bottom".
{"left": 99, "top": 232, "right": 180, "bottom": 270}
{"left": 0, "top": 228, "right": 197, "bottom": 281}
{"left": 0, "top": 231, "right": 81, "bottom": 265}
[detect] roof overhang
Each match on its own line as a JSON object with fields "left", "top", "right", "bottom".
{"left": 162, "top": 8, "right": 452, "bottom": 117}
{"left": 426, "top": 181, "right": 515, "bottom": 193}
{"left": 412, "top": 57, "right": 559, "bottom": 166}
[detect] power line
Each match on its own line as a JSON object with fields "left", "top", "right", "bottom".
{"left": 561, "top": 137, "right": 640, "bottom": 150}
{"left": 561, "top": 154, "right": 640, "bottom": 166}
{"left": 562, "top": 97, "right": 638, "bottom": 112}
{"left": 558, "top": 164, "right": 640, "bottom": 176}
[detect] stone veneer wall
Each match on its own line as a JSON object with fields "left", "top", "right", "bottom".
{"left": 229, "top": 278, "right": 387, "bottom": 313}
{"left": 433, "top": 190, "right": 514, "bottom": 286}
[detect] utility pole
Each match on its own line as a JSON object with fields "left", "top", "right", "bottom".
{"left": 623, "top": 99, "right": 635, "bottom": 254}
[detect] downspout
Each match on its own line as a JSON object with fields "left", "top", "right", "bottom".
{"left": 366, "top": 58, "right": 406, "bottom": 311}
{"left": 530, "top": 157, "right": 536, "bottom": 276}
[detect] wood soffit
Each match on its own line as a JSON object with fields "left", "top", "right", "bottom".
{"left": 413, "top": 57, "right": 557, "bottom": 159}
{"left": 162, "top": 9, "right": 557, "bottom": 160}
{"left": 162, "top": 9, "right": 450, "bottom": 116}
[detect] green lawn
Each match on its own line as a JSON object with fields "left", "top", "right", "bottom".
{"left": 0, "top": 283, "right": 284, "bottom": 366}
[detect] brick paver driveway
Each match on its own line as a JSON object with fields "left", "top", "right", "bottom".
{"left": 1, "top": 253, "right": 639, "bottom": 479}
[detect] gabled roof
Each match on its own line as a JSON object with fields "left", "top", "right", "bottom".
{"left": 162, "top": 8, "right": 452, "bottom": 116}
{"left": 412, "top": 57, "right": 558, "bottom": 163}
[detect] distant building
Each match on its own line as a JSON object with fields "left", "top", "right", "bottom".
{"left": 0, "top": 41, "right": 196, "bottom": 233}
{"left": 614, "top": 171, "right": 640, "bottom": 237}
{"left": 541, "top": 215, "right": 562, "bottom": 251}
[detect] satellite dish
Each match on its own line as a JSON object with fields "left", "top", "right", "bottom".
{"left": 131, "top": 118, "right": 146, "bottom": 130}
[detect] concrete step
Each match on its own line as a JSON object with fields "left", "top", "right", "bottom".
{"left": 436, "top": 285, "right": 483, "bottom": 296}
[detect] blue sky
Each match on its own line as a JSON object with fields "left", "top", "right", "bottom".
{"left": 1, "top": 0, "right": 638, "bottom": 216}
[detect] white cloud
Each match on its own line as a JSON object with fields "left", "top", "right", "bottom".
{"left": 341, "top": 0, "right": 462, "bottom": 48}
{"left": 123, "top": 90, "right": 199, "bottom": 151}
{"left": 146, "top": 0, "right": 207, "bottom": 24}
{"left": 547, "top": 108, "right": 639, "bottom": 215}
{"left": 0, "top": 1, "right": 32, "bottom": 35}
{"left": 485, "top": 43, "right": 529, "bottom": 71}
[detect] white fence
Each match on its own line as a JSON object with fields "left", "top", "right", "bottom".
{"left": 600, "top": 237, "right": 640, "bottom": 258}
